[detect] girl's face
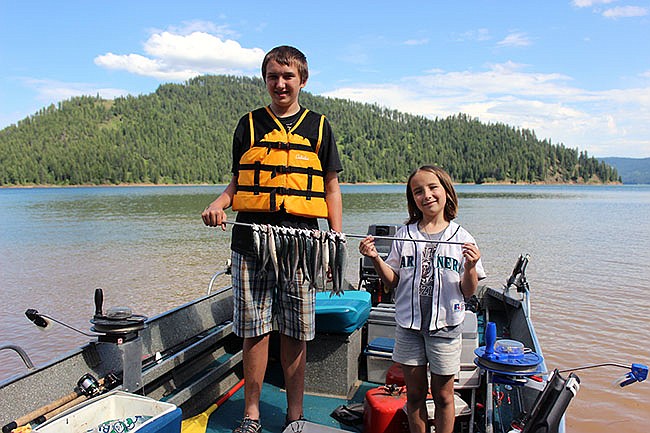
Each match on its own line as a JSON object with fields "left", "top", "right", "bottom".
{"left": 409, "top": 169, "right": 447, "bottom": 220}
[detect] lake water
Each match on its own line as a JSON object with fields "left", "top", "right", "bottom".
{"left": 1, "top": 184, "right": 649, "bottom": 432}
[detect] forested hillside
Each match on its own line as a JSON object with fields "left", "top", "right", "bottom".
{"left": 601, "top": 157, "right": 650, "bottom": 184}
{"left": 0, "top": 75, "right": 619, "bottom": 186}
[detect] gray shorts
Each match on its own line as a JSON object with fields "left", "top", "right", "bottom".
{"left": 392, "top": 326, "right": 462, "bottom": 376}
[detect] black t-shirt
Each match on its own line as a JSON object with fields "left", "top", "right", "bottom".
{"left": 230, "top": 106, "right": 342, "bottom": 257}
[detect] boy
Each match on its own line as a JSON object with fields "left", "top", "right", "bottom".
{"left": 202, "top": 45, "right": 343, "bottom": 433}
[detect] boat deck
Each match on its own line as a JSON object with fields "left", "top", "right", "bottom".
{"left": 205, "top": 365, "right": 368, "bottom": 433}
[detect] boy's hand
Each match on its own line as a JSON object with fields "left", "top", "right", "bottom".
{"left": 202, "top": 204, "right": 227, "bottom": 230}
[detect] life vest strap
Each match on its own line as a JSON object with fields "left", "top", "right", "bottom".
{"left": 236, "top": 185, "right": 326, "bottom": 200}
{"left": 239, "top": 163, "right": 324, "bottom": 178}
{"left": 256, "top": 141, "right": 314, "bottom": 152}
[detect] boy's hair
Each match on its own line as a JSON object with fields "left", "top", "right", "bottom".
{"left": 406, "top": 165, "right": 458, "bottom": 224}
{"left": 262, "top": 45, "right": 309, "bottom": 83}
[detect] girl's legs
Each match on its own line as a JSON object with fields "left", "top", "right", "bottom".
{"left": 402, "top": 364, "right": 429, "bottom": 433}
{"left": 430, "top": 373, "right": 456, "bottom": 433}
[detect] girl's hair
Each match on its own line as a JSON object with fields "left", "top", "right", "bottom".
{"left": 262, "top": 45, "right": 309, "bottom": 83}
{"left": 406, "top": 165, "right": 458, "bottom": 224}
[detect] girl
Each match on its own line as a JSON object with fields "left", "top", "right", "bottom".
{"left": 359, "top": 165, "right": 485, "bottom": 433}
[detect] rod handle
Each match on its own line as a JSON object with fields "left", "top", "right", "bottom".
{"left": 94, "top": 288, "right": 103, "bottom": 318}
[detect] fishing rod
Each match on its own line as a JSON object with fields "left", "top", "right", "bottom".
{"left": 221, "top": 220, "right": 467, "bottom": 245}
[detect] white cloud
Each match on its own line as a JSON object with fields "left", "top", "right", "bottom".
{"left": 571, "top": 0, "right": 615, "bottom": 8}
{"left": 456, "top": 28, "right": 491, "bottom": 42}
{"left": 94, "top": 28, "right": 265, "bottom": 81}
{"left": 572, "top": 1, "right": 647, "bottom": 19}
{"left": 602, "top": 6, "right": 648, "bottom": 18}
{"left": 25, "top": 78, "right": 129, "bottom": 103}
{"left": 164, "top": 20, "right": 235, "bottom": 37}
{"left": 403, "top": 38, "right": 429, "bottom": 46}
{"left": 323, "top": 63, "right": 650, "bottom": 157}
{"left": 497, "top": 32, "right": 532, "bottom": 47}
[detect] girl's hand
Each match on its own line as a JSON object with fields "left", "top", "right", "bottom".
{"left": 462, "top": 243, "right": 481, "bottom": 267}
{"left": 358, "top": 235, "right": 379, "bottom": 259}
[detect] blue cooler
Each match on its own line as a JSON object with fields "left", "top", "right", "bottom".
{"left": 33, "top": 390, "right": 181, "bottom": 433}
{"left": 315, "top": 290, "right": 372, "bottom": 334}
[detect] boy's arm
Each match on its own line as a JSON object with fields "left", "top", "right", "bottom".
{"left": 202, "top": 176, "right": 238, "bottom": 229}
{"left": 324, "top": 171, "right": 342, "bottom": 232}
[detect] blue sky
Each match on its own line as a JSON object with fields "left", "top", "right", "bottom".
{"left": 1, "top": 0, "right": 649, "bottom": 158}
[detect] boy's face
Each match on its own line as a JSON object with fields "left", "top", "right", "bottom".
{"left": 264, "top": 59, "right": 306, "bottom": 114}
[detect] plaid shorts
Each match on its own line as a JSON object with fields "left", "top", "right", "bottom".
{"left": 231, "top": 251, "right": 315, "bottom": 341}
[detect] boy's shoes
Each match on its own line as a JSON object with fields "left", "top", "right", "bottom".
{"left": 282, "top": 415, "right": 306, "bottom": 431}
{"left": 233, "top": 417, "right": 262, "bottom": 433}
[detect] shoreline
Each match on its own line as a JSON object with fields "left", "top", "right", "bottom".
{"left": 0, "top": 180, "right": 625, "bottom": 189}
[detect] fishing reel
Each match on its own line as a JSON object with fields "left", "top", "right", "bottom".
{"left": 90, "top": 288, "right": 147, "bottom": 343}
{"left": 505, "top": 254, "right": 530, "bottom": 293}
{"left": 26, "top": 288, "right": 147, "bottom": 343}
{"left": 76, "top": 371, "right": 119, "bottom": 397}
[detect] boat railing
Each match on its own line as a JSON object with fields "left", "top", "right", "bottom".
{"left": 207, "top": 260, "right": 232, "bottom": 295}
{"left": 0, "top": 344, "right": 34, "bottom": 371}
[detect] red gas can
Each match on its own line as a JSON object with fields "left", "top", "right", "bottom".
{"left": 385, "top": 362, "right": 405, "bottom": 386}
{"left": 363, "top": 385, "right": 410, "bottom": 433}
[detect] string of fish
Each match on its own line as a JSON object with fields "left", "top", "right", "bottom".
{"left": 243, "top": 222, "right": 348, "bottom": 297}
{"left": 223, "top": 221, "right": 467, "bottom": 296}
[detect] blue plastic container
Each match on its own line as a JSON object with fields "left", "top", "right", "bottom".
{"left": 315, "top": 290, "right": 372, "bottom": 333}
{"left": 366, "top": 337, "right": 395, "bottom": 354}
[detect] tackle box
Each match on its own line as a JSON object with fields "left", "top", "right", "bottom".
{"left": 367, "top": 303, "right": 397, "bottom": 344}
{"left": 315, "top": 290, "right": 371, "bottom": 334}
{"left": 365, "top": 337, "right": 395, "bottom": 384}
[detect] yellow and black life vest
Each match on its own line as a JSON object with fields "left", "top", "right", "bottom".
{"left": 232, "top": 106, "right": 328, "bottom": 218}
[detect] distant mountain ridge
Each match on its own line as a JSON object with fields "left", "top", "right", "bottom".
{"left": 0, "top": 75, "right": 620, "bottom": 186}
{"left": 600, "top": 157, "right": 650, "bottom": 184}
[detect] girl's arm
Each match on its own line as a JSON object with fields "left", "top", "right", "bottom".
{"left": 359, "top": 235, "right": 399, "bottom": 289}
{"left": 460, "top": 242, "right": 481, "bottom": 298}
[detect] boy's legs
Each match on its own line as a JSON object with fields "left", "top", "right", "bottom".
{"left": 242, "top": 334, "right": 270, "bottom": 420}
{"left": 280, "top": 334, "right": 306, "bottom": 422}
{"left": 276, "top": 267, "right": 314, "bottom": 422}
{"left": 232, "top": 251, "right": 275, "bottom": 425}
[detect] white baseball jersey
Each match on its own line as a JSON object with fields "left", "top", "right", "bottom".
{"left": 385, "top": 221, "right": 486, "bottom": 332}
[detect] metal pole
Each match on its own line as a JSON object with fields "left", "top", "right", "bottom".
{"left": 221, "top": 221, "right": 467, "bottom": 245}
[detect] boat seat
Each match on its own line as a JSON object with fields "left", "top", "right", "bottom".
{"left": 315, "top": 290, "right": 372, "bottom": 334}
{"left": 307, "top": 290, "right": 371, "bottom": 397}
{"left": 456, "top": 311, "right": 480, "bottom": 389}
